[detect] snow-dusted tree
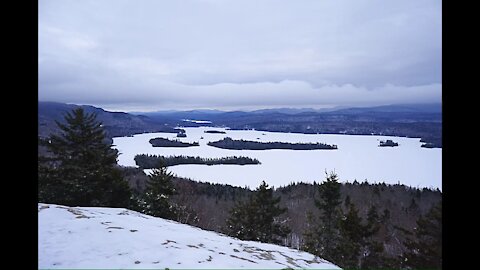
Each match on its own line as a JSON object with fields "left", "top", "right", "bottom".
{"left": 226, "top": 181, "right": 290, "bottom": 244}
{"left": 38, "top": 108, "right": 131, "bottom": 207}
{"left": 139, "top": 165, "right": 177, "bottom": 220}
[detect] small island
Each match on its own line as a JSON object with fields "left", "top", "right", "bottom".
{"left": 173, "top": 128, "right": 186, "bottom": 133}
{"left": 204, "top": 130, "right": 227, "bottom": 134}
{"left": 421, "top": 143, "right": 435, "bottom": 148}
{"left": 175, "top": 129, "right": 187, "bottom": 137}
{"left": 149, "top": 137, "right": 199, "bottom": 147}
{"left": 207, "top": 137, "right": 337, "bottom": 150}
{"left": 379, "top": 139, "right": 399, "bottom": 147}
{"left": 420, "top": 137, "right": 441, "bottom": 148}
{"left": 135, "top": 154, "right": 261, "bottom": 168}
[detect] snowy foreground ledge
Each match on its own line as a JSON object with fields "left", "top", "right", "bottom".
{"left": 39, "top": 203, "right": 340, "bottom": 269}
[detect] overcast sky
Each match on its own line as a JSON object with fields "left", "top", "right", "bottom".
{"left": 39, "top": 0, "right": 441, "bottom": 112}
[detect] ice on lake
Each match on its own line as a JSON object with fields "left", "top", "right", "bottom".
{"left": 113, "top": 127, "right": 442, "bottom": 190}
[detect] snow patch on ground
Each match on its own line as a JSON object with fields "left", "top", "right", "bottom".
{"left": 39, "top": 203, "right": 340, "bottom": 269}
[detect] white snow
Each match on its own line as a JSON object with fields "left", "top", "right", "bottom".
{"left": 113, "top": 127, "right": 442, "bottom": 190}
{"left": 39, "top": 203, "right": 341, "bottom": 269}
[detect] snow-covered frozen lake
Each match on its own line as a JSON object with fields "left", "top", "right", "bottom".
{"left": 113, "top": 127, "right": 442, "bottom": 190}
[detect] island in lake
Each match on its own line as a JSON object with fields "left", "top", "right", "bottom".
{"left": 204, "top": 130, "right": 226, "bottom": 134}
{"left": 149, "top": 137, "right": 198, "bottom": 147}
{"left": 207, "top": 137, "right": 337, "bottom": 150}
{"left": 379, "top": 139, "right": 399, "bottom": 147}
{"left": 135, "top": 154, "right": 261, "bottom": 168}
{"left": 421, "top": 143, "right": 435, "bottom": 148}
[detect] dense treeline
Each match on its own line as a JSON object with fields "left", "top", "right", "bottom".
{"left": 207, "top": 137, "right": 338, "bottom": 150}
{"left": 149, "top": 137, "right": 199, "bottom": 147}
{"left": 134, "top": 154, "right": 261, "bottom": 168}
{"left": 122, "top": 168, "right": 442, "bottom": 269}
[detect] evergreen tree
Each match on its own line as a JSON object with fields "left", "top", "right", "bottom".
{"left": 225, "top": 181, "right": 290, "bottom": 244}
{"left": 252, "top": 181, "right": 291, "bottom": 244}
{"left": 335, "top": 204, "right": 385, "bottom": 269}
{"left": 336, "top": 203, "right": 365, "bottom": 268}
{"left": 367, "top": 205, "right": 379, "bottom": 226}
{"left": 303, "top": 173, "right": 388, "bottom": 269}
{"left": 344, "top": 194, "right": 351, "bottom": 207}
{"left": 303, "top": 172, "right": 342, "bottom": 263}
{"left": 140, "top": 165, "right": 177, "bottom": 220}
{"left": 403, "top": 202, "right": 442, "bottom": 269}
{"left": 225, "top": 199, "right": 256, "bottom": 240}
{"left": 361, "top": 206, "right": 385, "bottom": 269}
{"left": 38, "top": 108, "right": 131, "bottom": 207}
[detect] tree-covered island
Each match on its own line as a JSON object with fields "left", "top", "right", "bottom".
{"left": 207, "top": 137, "right": 337, "bottom": 150}
{"left": 149, "top": 137, "right": 199, "bottom": 147}
{"left": 379, "top": 139, "right": 399, "bottom": 147}
{"left": 135, "top": 154, "right": 261, "bottom": 168}
{"left": 204, "top": 130, "right": 226, "bottom": 134}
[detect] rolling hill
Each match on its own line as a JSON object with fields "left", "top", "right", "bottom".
{"left": 38, "top": 101, "right": 178, "bottom": 139}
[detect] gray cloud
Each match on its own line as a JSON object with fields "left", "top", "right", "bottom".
{"left": 39, "top": 0, "right": 442, "bottom": 111}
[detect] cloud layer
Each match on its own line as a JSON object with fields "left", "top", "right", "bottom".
{"left": 39, "top": 0, "right": 442, "bottom": 111}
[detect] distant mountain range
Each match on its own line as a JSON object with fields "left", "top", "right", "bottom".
{"left": 38, "top": 101, "right": 442, "bottom": 147}
{"left": 133, "top": 103, "right": 441, "bottom": 115}
{"left": 38, "top": 101, "right": 178, "bottom": 139}
{"left": 329, "top": 103, "right": 442, "bottom": 114}
{"left": 131, "top": 109, "right": 226, "bottom": 115}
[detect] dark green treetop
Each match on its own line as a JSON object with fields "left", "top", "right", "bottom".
{"left": 303, "top": 172, "right": 343, "bottom": 262}
{"left": 38, "top": 108, "right": 131, "bottom": 207}
{"left": 139, "top": 164, "right": 177, "bottom": 220}
{"left": 403, "top": 202, "right": 442, "bottom": 269}
{"left": 226, "top": 181, "right": 290, "bottom": 244}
